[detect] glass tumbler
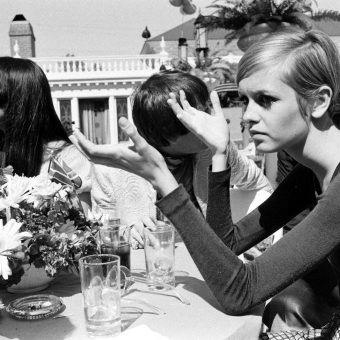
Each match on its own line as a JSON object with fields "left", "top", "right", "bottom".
{"left": 143, "top": 224, "right": 175, "bottom": 289}
{"left": 79, "top": 254, "right": 121, "bottom": 338}
{"left": 99, "top": 224, "right": 131, "bottom": 271}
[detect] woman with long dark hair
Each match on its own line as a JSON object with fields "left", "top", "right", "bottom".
{"left": 0, "top": 57, "right": 92, "bottom": 211}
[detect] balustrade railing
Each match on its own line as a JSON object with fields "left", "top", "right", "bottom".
{"left": 32, "top": 55, "right": 167, "bottom": 81}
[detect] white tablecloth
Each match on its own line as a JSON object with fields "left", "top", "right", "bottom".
{"left": 0, "top": 243, "right": 263, "bottom": 340}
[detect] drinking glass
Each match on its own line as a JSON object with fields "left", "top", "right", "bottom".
{"left": 93, "top": 202, "right": 120, "bottom": 227}
{"left": 143, "top": 224, "right": 175, "bottom": 289}
{"left": 79, "top": 254, "right": 121, "bottom": 338}
{"left": 99, "top": 225, "right": 131, "bottom": 270}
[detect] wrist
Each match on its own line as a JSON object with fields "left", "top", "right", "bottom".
{"left": 212, "top": 153, "right": 228, "bottom": 172}
{"left": 152, "top": 169, "right": 179, "bottom": 197}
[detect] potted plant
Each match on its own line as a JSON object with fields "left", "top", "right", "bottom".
{"left": 197, "top": 0, "right": 340, "bottom": 51}
{"left": 0, "top": 168, "right": 100, "bottom": 293}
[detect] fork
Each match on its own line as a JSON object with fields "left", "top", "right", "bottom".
{"left": 122, "top": 297, "right": 166, "bottom": 315}
{"left": 129, "top": 276, "right": 190, "bottom": 305}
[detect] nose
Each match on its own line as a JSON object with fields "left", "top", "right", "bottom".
{"left": 242, "top": 102, "right": 259, "bottom": 127}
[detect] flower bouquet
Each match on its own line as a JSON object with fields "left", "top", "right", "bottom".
{"left": 0, "top": 167, "right": 100, "bottom": 289}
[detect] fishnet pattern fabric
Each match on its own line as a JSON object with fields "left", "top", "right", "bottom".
{"left": 260, "top": 308, "right": 340, "bottom": 340}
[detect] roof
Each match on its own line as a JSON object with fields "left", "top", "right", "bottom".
{"left": 13, "top": 14, "right": 27, "bottom": 22}
{"left": 140, "top": 17, "right": 340, "bottom": 56}
{"left": 9, "top": 14, "right": 35, "bottom": 37}
{"left": 149, "top": 18, "right": 227, "bottom": 42}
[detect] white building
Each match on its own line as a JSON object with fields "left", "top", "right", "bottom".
{"left": 9, "top": 14, "right": 170, "bottom": 145}
{"left": 36, "top": 54, "right": 168, "bottom": 145}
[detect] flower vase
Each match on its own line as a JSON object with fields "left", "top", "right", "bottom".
{"left": 7, "top": 264, "right": 54, "bottom": 294}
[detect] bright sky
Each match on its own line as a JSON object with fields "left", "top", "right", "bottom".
{"left": 0, "top": 0, "right": 340, "bottom": 57}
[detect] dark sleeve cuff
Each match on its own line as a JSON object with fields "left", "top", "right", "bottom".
{"left": 208, "top": 167, "right": 231, "bottom": 184}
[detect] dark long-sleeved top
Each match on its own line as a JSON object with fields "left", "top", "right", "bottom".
{"left": 156, "top": 164, "right": 340, "bottom": 315}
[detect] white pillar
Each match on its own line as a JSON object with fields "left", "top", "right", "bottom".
{"left": 108, "top": 95, "right": 117, "bottom": 144}
{"left": 71, "top": 97, "right": 80, "bottom": 129}
{"left": 127, "top": 96, "right": 132, "bottom": 122}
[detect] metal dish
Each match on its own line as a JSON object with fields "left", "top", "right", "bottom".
{"left": 6, "top": 294, "right": 64, "bottom": 320}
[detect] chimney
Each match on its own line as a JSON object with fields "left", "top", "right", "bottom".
{"left": 9, "top": 14, "right": 36, "bottom": 58}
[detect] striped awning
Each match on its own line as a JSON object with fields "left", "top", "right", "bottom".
{"left": 213, "top": 83, "right": 238, "bottom": 93}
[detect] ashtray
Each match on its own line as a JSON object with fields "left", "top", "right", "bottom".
{"left": 6, "top": 294, "right": 64, "bottom": 320}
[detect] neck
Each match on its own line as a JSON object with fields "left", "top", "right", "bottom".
{"left": 287, "top": 125, "right": 340, "bottom": 192}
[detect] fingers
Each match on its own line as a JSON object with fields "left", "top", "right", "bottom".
{"left": 141, "top": 216, "right": 158, "bottom": 231}
{"left": 130, "top": 224, "right": 144, "bottom": 249}
{"left": 179, "top": 90, "right": 193, "bottom": 113}
{"left": 210, "top": 91, "right": 224, "bottom": 118}
{"left": 73, "top": 129, "right": 129, "bottom": 163}
{"left": 71, "top": 129, "right": 116, "bottom": 158}
{"left": 118, "top": 117, "right": 148, "bottom": 152}
{"left": 70, "top": 129, "right": 121, "bottom": 162}
{"left": 144, "top": 228, "right": 160, "bottom": 249}
{"left": 129, "top": 215, "right": 160, "bottom": 249}
{"left": 167, "top": 92, "right": 184, "bottom": 118}
{"left": 71, "top": 129, "right": 97, "bottom": 156}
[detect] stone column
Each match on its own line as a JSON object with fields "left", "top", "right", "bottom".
{"left": 71, "top": 98, "right": 80, "bottom": 129}
{"left": 108, "top": 95, "right": 117, "bottom": 144}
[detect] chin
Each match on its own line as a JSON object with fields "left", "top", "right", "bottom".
{"left": 253, "top": 141, "right": 277, "bottom": 154}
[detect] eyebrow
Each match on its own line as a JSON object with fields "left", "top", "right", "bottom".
{"left": 238, "top": 89, "right": 280, "bottom": 97}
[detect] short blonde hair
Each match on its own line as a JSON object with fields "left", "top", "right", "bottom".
{"left": 237, "top": 30, "right": 340, "bottom": 124}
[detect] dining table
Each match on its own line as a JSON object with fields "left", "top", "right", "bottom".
{"left": 0, "top": 241, "right": 263, "bottom": 340}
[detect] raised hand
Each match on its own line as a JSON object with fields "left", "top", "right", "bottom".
{"left": 71, "top": 118, "right": 178, "bottom": 197}
{"left": 167, "top": 90, "right": 230, "bottom": 156}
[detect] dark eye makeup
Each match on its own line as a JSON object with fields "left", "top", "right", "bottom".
{"left": 237, "top": 91, "right": 279, "bottom": 111}
{"left": 256, "top": 94, "right": 278, "bottom": 108}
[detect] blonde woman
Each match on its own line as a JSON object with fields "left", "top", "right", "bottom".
{"left": 73, "top": 30, "right": 340, "bottom": 335}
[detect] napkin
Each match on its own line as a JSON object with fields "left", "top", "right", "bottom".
{"left": 114, "top": 325, "right": 169, "bottom": 340}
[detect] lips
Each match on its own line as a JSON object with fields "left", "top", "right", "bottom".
{"left": 249, "top": 130, "right": 265, "bottom": 137}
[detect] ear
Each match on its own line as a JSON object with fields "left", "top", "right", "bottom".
{"left": 311, "top": 86, "right": 333, "bottom": 119}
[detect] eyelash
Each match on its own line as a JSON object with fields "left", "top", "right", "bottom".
{"left": 257, "top": 95, "right": 277, "bottom": 108}
{"left": 238, "top": 95, "right": 277, "bottom": 109}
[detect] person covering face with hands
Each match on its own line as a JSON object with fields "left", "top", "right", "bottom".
{"left": 167, "top": 90, "right": 230, "bottom": 172}
{"left": 70, "top": 88, "right": 228, "bottom": 199}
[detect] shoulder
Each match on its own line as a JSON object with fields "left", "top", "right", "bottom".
{"left": 53, "top": 143, "right": 93, "bottom": 193}
{"left": 326, "top": 165, "right": 340, "bottom": 194}
{"left": 57, "top": 144, "right": 91, "bottom": 164}
{"left": 275, "top": 164, "right": 317, "bottom": 204}
{"left": 283, "top": 163, "right": 316, "bottom": 187}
